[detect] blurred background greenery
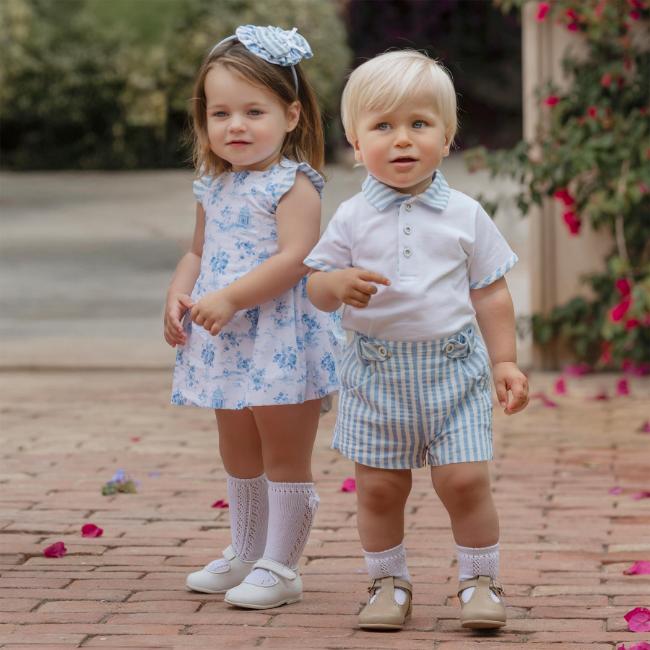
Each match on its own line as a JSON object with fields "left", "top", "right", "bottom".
{"left": 0, "top": 0, "right": 521, "bottom": 170}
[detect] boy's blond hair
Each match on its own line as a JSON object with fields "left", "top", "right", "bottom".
{"left": 341, "top": 50, "right": 457, "bottom": 145}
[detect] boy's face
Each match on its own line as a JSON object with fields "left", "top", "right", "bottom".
{"left": 350, "top": 94, "right": 450, "bottom": 195}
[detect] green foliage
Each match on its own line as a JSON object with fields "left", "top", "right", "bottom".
{"left": 0, "top": 0, "right": 351, "bottom": 169}
{"left": 467, "top": 0, "right": 650, "bottom": 371}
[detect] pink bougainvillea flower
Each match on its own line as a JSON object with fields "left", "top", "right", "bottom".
{"left": 630, "top": 9, "right": 641, "bottom": 19}
{"left": 638, "top": 420, "right": 650, "bottom": 433}
{"left": 587, "top": 106, "right": 598, "bottom": 118}
{"left": 553, "top": 188, "right": 575, "bottom": 206}
{"left": 544, "top": 95, "right": 560, "bottom": 107}
{"left": 554, "top": 378, "right": 567, "bottom": 395}
{"left": 341, "top": 477, "right": 356, "bottom": 493}
{"left": 624, "top": 561, "right": 650, "bottom": 575}
{"left": 609, "top": 486, "right": 623, "bottom": 495}
{"left": 625, "top": 607, "right": 650, "bottom": 632}
{"left": 617, "top": 379, "right": 630, "bottom": 396}
{"left": 530, "top": 392, "right": 558, "bottom": 408}
{"left": 564, "top": 363, "right": 591, "bottom": 376}
{"left": 625, "top": 319, "right": 641, "bottom": 330}
{"left": 567, "top": 21, "right": 580, "bottom": 31}
{"left": 563, "top": 210, "right": 581, "bottom": 235}
{"left": 600, "top": 341, "right": 613, "bottom": 365}
{"left": 601, "top": 72, "right": 613, "bottom": 88}
{"left": 43, "top": 542, "right": 67, "bottom": 558}
{"left": 211, "top": 499, "right": 229, "bottom": 509}
{"left": 81, "top": 523, "right": 103, "bottom": 538}
{"left": 611, "top": 297, "right": 632, "bottom": 322}
{"left": 632, "top": 491, "right": 650, "bottom": 500}
{"left": 616, "top": 278, "right": 632, "bottom": 296}
{"left": 536, "top": 2, "right": 550, "bottom": 20}
{"left": 618, "top": 643, "right": 650, "bottom": 650}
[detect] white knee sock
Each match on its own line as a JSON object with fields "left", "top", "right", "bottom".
{"left": 227, "top": 473, "right": 268, "bottom": 562}
{"left": 363, "top": 542, "right": 411, "bottom": 606}
{"left": 456, "top": 542, "right": 499, "bottom": 581}
{"left": 245, "top": 480, "right": 319, "bottom": 586}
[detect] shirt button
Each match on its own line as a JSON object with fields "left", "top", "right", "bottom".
{"left": 403, "top": 247, "right": 412, "bottom": 258}
{"left": 405, "top": 203, "right": 412, "bottom": 211}
{"left": 403, "top": 225, "right": 412, "bottom": 235}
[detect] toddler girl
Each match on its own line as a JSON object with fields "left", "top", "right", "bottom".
{"left": 164, "top": 25, "right": 339, "bottom": 610}
{"left": 305, "top": 50, "right": 529, "bottom": 630}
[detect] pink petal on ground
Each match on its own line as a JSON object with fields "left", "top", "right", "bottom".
{"left": 81, "top": 523, "right": 104, "bottom": 538}
{"left": 609, "top": 486, "right": 623, "bottom": 495}
{"left": 563, "top": 363, "right": 592, "bottom": 376}
{"left": 554, "top": 378, "right": 567, "bottom": 395}
{"left": 632, "top": 491, "right": 650, "bottom": 500}
{"left": 341, "top": 477, "right": 356, "bottom": 493}
{"left": 624, "top": 561, "right": 650, "bottom": 575}
{"left": 625, "top": 607, "right": 650, "bottom": 632}
{"left": 530, "top": 392, "right": 558, "bottom": 408}
{"left": 43, "top": 541, "right": 67, "bottom": 558}
{"left": 618, "top": 643, "right": 650, "bottom": 650}
{"left": 211, "top": 499, "right": 229, "bottom": 509}
{"left": 591, "top": 390, "right": 609, "bottom": 401}
{"left": 130, "top": 436, "right": 141, "bottom": 443}
{"left": 617, "top": 379, "right": 630, "bottom": 396}
{"left": 638, "top": 420, "right": 650, "bottom": 433}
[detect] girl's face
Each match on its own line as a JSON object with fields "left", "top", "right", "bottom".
{"left": 204, "top": 65, "right": 300, "bottom": 172}
{"left": 351, "top": 93, "right": 450, "bottom": 195}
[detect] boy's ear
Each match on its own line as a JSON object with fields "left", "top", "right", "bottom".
{"left": 443, "top": 133, "right": 451, "bottom": 157}
{"left": 286, "top": 101, "right": 301, "bottom": 132}
{"left": 352, "top": 139, "right": 363, "bottom": 163}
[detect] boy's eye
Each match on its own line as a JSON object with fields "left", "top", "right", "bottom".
{"left": 375, "top": 122, "right": 390, "bottom": 131}
{"left": 413, "top": 120, "right": 427, "bottom": 128}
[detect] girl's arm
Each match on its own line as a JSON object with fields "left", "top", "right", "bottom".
{"left": 470, "top": 277, "right": 529, "bottom": 415}
{"left": 163, "top": 203, "right": 205, "bottom": 347}
{"left": 190, "top": 173, "right": 320, "bottom": 334}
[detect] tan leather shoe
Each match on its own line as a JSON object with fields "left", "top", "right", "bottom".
{"left": 358, "top": 576, "right": 412, "bottom": 630}
{"left": 458, "top": 575, "right": 506, "bottom": 629}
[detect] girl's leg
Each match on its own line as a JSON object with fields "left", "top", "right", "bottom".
{"left": 355, "top": 463, "right": 413, "bottom": 629}
{"left": 431, "top": 461, "right": 504, "bottom": 628}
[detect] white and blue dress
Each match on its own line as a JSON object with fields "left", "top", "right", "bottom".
{"left": 171, "top": 158, "right": 340, "bottom": 410}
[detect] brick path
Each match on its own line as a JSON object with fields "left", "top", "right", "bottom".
{"left": 1, "top": 370, "right": 649, "bottom": 649}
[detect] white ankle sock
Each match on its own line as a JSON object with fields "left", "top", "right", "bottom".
{"left": 226, "top": 473, "right": 268, "bottom": 562}
{"left": 245, "top": 481, "right": 319, "bottom": 586}
{"left": 363, "top": 542, "right": 411, "bottom": 606}
{"left": 456, "top": 542, "right": 500, "bottom": 603}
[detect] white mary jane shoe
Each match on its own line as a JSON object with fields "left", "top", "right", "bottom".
{"left": 224, "top": 558, "right": 302, "bottom": 609}
{"left": 185, "top": 545, "right": 255, "bottom": 594}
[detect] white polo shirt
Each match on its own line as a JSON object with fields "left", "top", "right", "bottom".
{"left": 304, "top": 171, "right": 518, "bottom": 341}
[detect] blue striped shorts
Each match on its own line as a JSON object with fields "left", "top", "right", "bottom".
{"left": 333, "top": 325, "right": 493, "bottom": 469}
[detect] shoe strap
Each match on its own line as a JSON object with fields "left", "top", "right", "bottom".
{"left": 254, "top": 558, "right": 297, "bottom": 580}
{"left": 368, "top": 576, "right": 412, "bottom": 598}
{"left": 222, "top": 545, "right": 236, "bottom": 561}
{"left": 458, "top": 575, "right": 504, "bottom": 597}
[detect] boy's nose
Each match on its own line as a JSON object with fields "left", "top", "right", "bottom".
{"left": 393, "top": 127, "right": 412, "bottom": 146}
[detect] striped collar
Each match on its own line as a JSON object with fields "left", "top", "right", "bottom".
{"left": 361, "top": 170, "right": 451, "bottom": 212}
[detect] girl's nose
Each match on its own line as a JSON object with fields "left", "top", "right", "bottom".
{"left": 228, "top": 115, "right": 246, "bottom": 132}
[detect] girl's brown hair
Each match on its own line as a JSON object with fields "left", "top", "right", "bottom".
{"left": 191, "top": 40, "right": 324, "bottom": 177}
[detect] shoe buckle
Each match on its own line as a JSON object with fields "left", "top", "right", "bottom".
{"left": 490, "top": 579, "right": 505, "bottom": 596}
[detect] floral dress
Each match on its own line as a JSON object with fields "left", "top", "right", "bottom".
{"left": 171, "top": 158, "right": 341, "bottom": 409}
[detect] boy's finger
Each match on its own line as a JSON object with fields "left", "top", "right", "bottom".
{"left": 358, "top": 270, "right": 391, "bottom": 286}
{"left": 495, "top": 380, "right": 507, "bottom": 408}
{"left": 357, "top": 281, "right": 378, "bottom": 295}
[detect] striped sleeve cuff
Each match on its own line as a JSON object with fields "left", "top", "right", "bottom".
{"left": 469, "top": 253, "right": 519, "bottom": 290}
{"left": 303, "top": 257, "right": 336, "bottom": 272}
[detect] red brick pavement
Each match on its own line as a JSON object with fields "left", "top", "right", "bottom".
{"left": 1, "top": 370, "right": 649, "bottom": 649}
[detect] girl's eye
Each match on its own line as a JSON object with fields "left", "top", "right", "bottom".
{"left": 212, "top": 111, "right": 228, "bottom": 118}
{"left": 376, "top": 122, "right": 390, "bottom": 131}
{"left": 248, "top": 109, "right": 263, "bottom": 116}
{"left": 413, "top": 120, "right": 427, "bottom": 128}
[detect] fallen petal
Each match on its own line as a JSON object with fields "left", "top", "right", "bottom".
{"left": 609, "top": 486, "right": 623, "bottom": 495}
{"left": 591, "top": 390, "right": 609, "bottom": 401}
{"left": 624, "top": 561, "right": 650, "bottom": 576}
{"left": 624, "top": 607, "right": 650, "bottom": 632}
{"left": 530, "top": 392, "right": 558, "bottom": 408}
{"left": 618, "top": 643, "right": 650, "bottom": 650}
{"left": 130, "top": 436, "right": 141, "bottom": 443}
{"left": 43, "top": 541, "right": 67, "bottom": 558}
{"left": 637, "top": 420, "right": 650, "bottom": 433}
{"left": 554, "top": 378, "right": 567, "bottom": 395}
{"left": 211, "top": 499, "right": 229, "bottom": 508}
{"left": 632, "top": 491, "right": 650, "bottom": 500}
{"left": 563, "top": 363, "right": 591, "bottom": 376}
{"left": 81, "top": 523, "right": 104, "bottom": 538}
{"left": 617, "top": 379, "right": 630, "bottom": 396}
{"left": 341, "top": 477, "right": 356, "bottom": 493}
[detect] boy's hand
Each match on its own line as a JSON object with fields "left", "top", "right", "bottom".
{"left": 191, "top": 290, "right": 238, "bottom": 336}
{"left": 331, "top": 268, "right": 390, "bottom": 308}
{"left": 492, "top": 361, "right": 529, "bottom": 415}
{"left": 164, "top": 293, "right": 193, "bottom": 347}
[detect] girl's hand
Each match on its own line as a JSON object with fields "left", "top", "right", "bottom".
{"left": 331, "top": 268, "right": 391, "bottom": 309}
{"left": 492, "top": 361, "right": 529, "bottom": 415}
{"left": 191, "top": 290, "right": 238, "bottom": 336}
{"left": 164, "top": 293, "right": 194, "bottom": 347}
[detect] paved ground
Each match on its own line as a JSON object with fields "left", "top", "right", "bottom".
{"left": 0, "top": 370, "right": 649, "bottom": 649}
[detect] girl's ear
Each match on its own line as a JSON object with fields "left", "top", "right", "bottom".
{"left": 286, "top": 101, "right": 301, "bottom": 132}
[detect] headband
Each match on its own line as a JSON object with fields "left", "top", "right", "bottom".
{"left": 209, "top": 25, "right": 313, "bottom": 93}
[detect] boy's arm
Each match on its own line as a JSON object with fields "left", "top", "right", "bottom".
{"left": 470, "top": 277, "right": 529, "bottom": 415}
{"left": 307, "top": 269, "right": 390, "bottom": 312}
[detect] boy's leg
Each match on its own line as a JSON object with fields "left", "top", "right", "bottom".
{"left": 186, "top": 408, "right": 267, "bottom": 593}
{"left": 431, "top": 461, "right": 505, "bottom": 629}
{"left": 356, "top": 463, "right": 413, "bottom": 630}
{"left": 224, "top": 399, "right": 321, "bottom": 608}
